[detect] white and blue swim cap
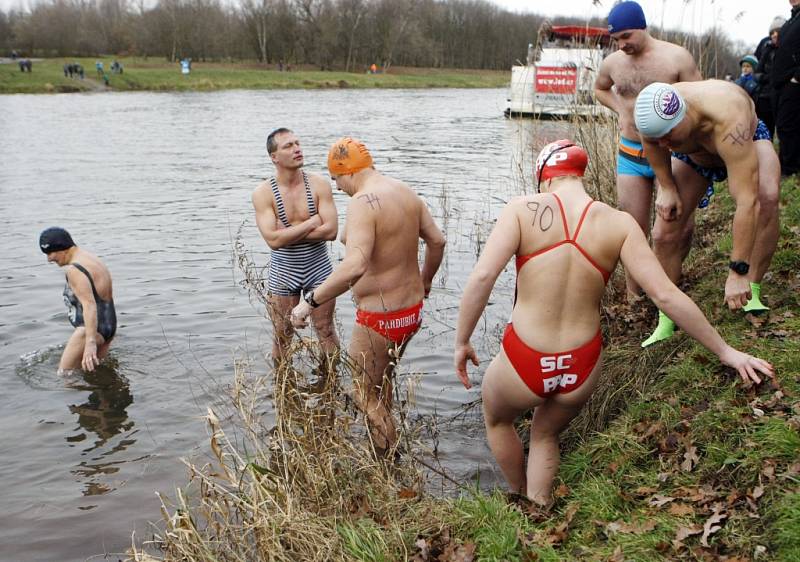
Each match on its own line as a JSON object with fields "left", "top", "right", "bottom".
{"left": 634, "top": 82, "right": 687, "bottom": 138}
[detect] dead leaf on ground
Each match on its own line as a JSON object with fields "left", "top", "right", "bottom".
{"left": 659, "top": 433, "right": 682, "bottom": 453}
{"left": 745, "top": 313, "right": 768, "bottom": 328}
{"left": 762, "top": 461, "right": 777, "bottom": 481}
{"left": 648, "top": 494, "right": 676, "bottom": 507}
{"left": 605, "top": 519, "right": 657, "bottom": 535}
{"left": 553, "top": 483, "right": 570, "bottom": 498}
{"left": 681, "top": 446, "right": 700, "bottom": 472}
{"left": 782, "top": 462, "right": 800, "bottom": 479}
{"left": 412, "top": 538, "right": 429, "bottom": 561}
{"left": 440, "top": 541, "right": 475, "bottom": 562}
{"left": 668, "top": 502, "right": 695, "bottom": 516}
{"left": 672, "top": 524, "right": 703, "bottom": 550}
{"left": 607, "top": 545, "right": 625, "bottom": 561}
{"left": 398, "top": 487, "right": 418, "bottom": 499}
{"left": 633, "top": 486, "right": 658, "bottom": 496}
{"left": 633, "top": 420, "right": 665, "bottom": 442}
{"left": 700, "top": 505, "right": 728, "bottom": 547}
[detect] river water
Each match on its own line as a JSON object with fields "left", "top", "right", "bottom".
{"left": 0, "top": 88, "right": 569, "bottom": 561}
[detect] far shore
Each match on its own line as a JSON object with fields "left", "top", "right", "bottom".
{"left": 0, "top": 57, "right": 510, "bottom": 94}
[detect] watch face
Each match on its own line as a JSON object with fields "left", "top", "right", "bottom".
{"left": 731, "top": 261, "right": 749, "bottom": 275}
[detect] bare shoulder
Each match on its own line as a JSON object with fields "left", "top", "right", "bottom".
{"left": 306, "top": 172, "right": 333, "bottom": 194}
{"left": 252, "top": 180, "right": 273, "bottom": 206}
{"left": 601, "top": 50, "right": 625, "bottom": 72}
{"left": 506, "top": 193, "right": 552, "bottom": 219}
{"left": 594, "top": 201, "right": 636, "bottom": 232}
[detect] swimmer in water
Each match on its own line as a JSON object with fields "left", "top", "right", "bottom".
{"left": 454, "top": 139, "right": 773, "bottom": 506}
{"left": 291, "top": 137, "right": 446, "bottom": 456}
{"left": 39, "top": 227, "right": 116, "bottom": 374}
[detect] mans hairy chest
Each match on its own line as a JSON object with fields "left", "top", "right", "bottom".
{"left": 613, "top": 62, "right": 681, "bottom": 98}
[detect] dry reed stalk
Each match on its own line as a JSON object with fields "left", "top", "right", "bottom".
{"left": 128, "top": 228, "right": 445, "bottom": 561}
{"left": 130, "top": 337, "right": 432, "bottom": 561}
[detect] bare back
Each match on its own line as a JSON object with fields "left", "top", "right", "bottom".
{"left": 348, "top": 177, "right": 426, "bottom": 310}
{"left": 69, "top": 248, "right": 113, "bottom": 301}
{"left": 665, "top": 80, "right": 759, "bottom": 167}
{"left": 601, "top": 40, "right": 699, "bottom": 138}
{"left": 510, "top": 189, "right": 628, "bottom": 351}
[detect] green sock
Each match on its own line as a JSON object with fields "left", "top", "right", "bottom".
{"left": 641, "top": 311, "right": 676, "bottom": 348}
{"left": 743, "top": 282, "right": 769, "bottom": 313}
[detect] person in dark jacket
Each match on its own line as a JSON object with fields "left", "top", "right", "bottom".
{"left": 755, "top": 17, "right": 785, "bottom": 138}
{"left": 772, "top": 0, "right": 800, "bottom": 176}
{"left": 736, "top": 55, "right": 760, "bottom": 99}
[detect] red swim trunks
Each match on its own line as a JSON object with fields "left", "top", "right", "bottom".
{"left": 355, "top": 301, "right": 423, "bottom": 345}
{"left": 502, "top": 323, "right": 602, "bottom": 398}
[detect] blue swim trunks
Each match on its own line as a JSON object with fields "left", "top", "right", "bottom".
{"left": 617, "top": 137, "right": 655, "bottom": 179}
{"left": 672, "top": 120, "right": 771, "bottom": 208}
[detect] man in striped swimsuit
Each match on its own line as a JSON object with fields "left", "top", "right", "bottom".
{"left": 252, "top": 128, "right": 340, "bottom": 366}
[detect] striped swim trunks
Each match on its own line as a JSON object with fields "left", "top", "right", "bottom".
{"left": 267, "top": 172, "right": 333, "bottom": 297}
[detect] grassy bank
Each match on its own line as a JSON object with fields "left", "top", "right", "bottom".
{"left": 0, "top": 58, "right": 509, "bottom": 94}
{"left": 134, "top": 177, "right": 799, "bottom": 561}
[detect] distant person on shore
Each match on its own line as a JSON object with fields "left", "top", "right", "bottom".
{"left": 369, "top": 63, "right": 377, "bottom": 74}
{"left": 634, "top": 81, "right": 780, "bottom": 346}
{"left": 771, "top": 0, "right": 800, "bottom": 176}
{"left": 95, "top": 61, "right": 103, "bottom": 75}
{"left": 454, "top": 140, "right": 773, "bottom": 507}
{"left": 735, "top": 55, "right": 760, "bottom": 99}
{"left": 754, "top": 17, "right": 785, "bottom": 138}
{"left": 291, "top": 137, "right": 445, "bottom": 456}
{"left": 252, "top": 128, "right": 340, "bottom": 369}
{"left": 40, "top": 227, "right": 117, "bottom": 374}
{"left": 594, "top": 0, "right": 702, "bottom": 299}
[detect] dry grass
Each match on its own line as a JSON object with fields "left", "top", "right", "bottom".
{"left": 129, "top": 335, "right": 439, "bottom": 561}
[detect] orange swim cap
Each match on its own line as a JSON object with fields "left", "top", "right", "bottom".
{"left": 327, "top": 137, "right": 373, "bottom": 176}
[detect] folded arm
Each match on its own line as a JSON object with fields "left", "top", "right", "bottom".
{"left": 304, "top": 175, "right": 338, "bottom": 242}
{"left": 252, "top": 184, "right": 322, "bottom": 249}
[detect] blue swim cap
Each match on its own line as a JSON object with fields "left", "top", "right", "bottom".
{"left": 608, "top": 1, "right": 647, "bottom": 34}
{"left": 634, "top": 83, "right": 687, "bottom": 139}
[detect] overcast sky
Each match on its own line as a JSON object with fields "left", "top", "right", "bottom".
{"left": 0, "top": 0, "right": 794, "bottom": 51}
{"left": 495, "top": 0, "right": 795, "bottom": 49}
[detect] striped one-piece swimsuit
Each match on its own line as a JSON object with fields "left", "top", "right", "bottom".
{"left": 267, "top": 172, "right": 333, "bottom": 296}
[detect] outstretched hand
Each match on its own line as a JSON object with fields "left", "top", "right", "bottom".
{"left": 719, "top": 347, "right": 774, "bottom": 385}
{"left": 454, "top": 343, "right": 479, "bottom": 389}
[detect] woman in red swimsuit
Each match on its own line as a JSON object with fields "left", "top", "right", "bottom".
{"left": 454, "top": 139, "right": 773, "bottom": 507}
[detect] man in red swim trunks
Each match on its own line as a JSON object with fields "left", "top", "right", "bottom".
{"left": 292, "top": 137, "right": 446, "bottom": 455}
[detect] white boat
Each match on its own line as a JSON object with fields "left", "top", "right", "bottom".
{"left": 505, "top": 25, "right": 614, "bottom": 119}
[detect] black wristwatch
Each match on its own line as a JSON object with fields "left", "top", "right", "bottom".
{"left": 729, "top": 260, "right": 750, "bottom": 275}
{"left": 304, "top": 290, "right": 320, "bottom": 308}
